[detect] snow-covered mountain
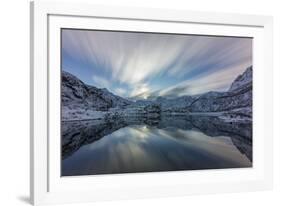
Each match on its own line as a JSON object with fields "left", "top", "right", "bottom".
{"left": 189, "top": 66, "right": 252, "bottom": 114}
{"left": 62, "top": 66, "right": 252, "bottom": 121}
{"left": 188, "top": 66, "right": 252, "bottom": 117}
{"left": 141, "top": 67, "right": 252, "bottom": 115}
{"left": 229, "top": 66, "right": 252, "bottom": 92}
{"left": 62, "top": 71, "right": 131, "bottom": 120}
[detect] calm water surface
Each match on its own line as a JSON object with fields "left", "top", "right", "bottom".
{"left": 61, "top": 116, "right": 252, "bottom": 176}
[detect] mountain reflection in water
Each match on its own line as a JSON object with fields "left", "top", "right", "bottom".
{"left": 61, "top": 115, "right": 252, "bottom": 176}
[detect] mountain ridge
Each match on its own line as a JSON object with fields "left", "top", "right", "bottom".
{"left": 62, "top": 66, "right": 252, "bottom": 121}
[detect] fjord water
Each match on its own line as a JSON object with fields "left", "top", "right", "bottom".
{"left": 61, "top": 116, "right": 252, "bottom": 176}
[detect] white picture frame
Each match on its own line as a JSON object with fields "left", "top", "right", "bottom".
{"left": 30, "top": 1, "right": 273, "bottom": 205}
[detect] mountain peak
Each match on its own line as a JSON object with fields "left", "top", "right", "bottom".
{"left": 62, "top": 70, "right": 132, "bottom": 112}
{"left": 229, "top": 66, "right": 252, "bottom": 92}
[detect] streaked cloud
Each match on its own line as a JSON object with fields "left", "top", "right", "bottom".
{"left": 62, "top": 29, "right": 252, "bottom": 99}
{"left": 114, "top": 88, "right": 126, "bottom": 96}
{"left": 92, "top": 75, "right": 110, "bottom": 89}
{"left": 158, "top": 61, "right": 250, "bottom": 97}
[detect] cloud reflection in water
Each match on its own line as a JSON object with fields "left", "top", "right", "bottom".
{"left": 62, "top": 119, "right": 251, "bottom": 176}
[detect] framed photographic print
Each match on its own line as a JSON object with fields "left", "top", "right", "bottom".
{"left": 30, "top": 1, "right": 273, "bottom": 205}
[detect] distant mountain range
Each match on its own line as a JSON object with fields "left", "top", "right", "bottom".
{"left": 62, "top": 66, "right": 252, "bottom": 121}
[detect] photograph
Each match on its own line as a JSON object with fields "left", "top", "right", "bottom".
{"left": 61, "top": 29, "right": 253, "bottom": 176}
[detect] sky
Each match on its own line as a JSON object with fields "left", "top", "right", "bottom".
{"left": 62, "top": 29, "right": 252, "bottom": 100}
